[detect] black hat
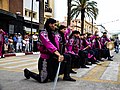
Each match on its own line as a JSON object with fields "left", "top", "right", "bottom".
{"left": 59, "top": 25, "right": 66, "bottom": 30}
{"left": 95, "top": 34, "right": 99, "bottom": 36}
{"left": 87, "top": 33, "right": 92, "bottom": 36}
{"left": 72, "top": 30, "right": 80, "bottom": 35}
{"left": 44, "top": 18, "right": 56, "bottom": 29}
{"left": 103, "top": 32, "right": 107, "bottom": 34}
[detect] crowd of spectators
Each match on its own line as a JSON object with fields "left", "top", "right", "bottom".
{"left": 4, "top": 32, "right": 39, "bottom": 54}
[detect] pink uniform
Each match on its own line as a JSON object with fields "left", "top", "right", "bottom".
{"left": 0, "top": 31, "right": 5, "bottom": 57}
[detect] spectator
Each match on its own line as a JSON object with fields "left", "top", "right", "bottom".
{"left": 13, "top": 33, "right": 18, "bottom": 52}
{"left": 114, "top": 37, "right": 119, "bottom": 53}
{"left": 24, "top": 34, "right": 29, "bottom": 52}
{"left": 16, "top": 33, "right": 22, "bottom": 52}
{"left": 4, "top": 34, "right": 9, "bottom": 54}
{"left": 8, "top": 36, "right": 14, "bottom": 53}
{"left": 32, "top": 33, "right": 38, "bottom": 52}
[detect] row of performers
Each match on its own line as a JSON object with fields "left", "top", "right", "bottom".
{"left": 24, "top": 18, "right": 113, "bottom": 83}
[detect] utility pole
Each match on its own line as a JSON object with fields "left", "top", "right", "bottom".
{"left": 31, "top": 0, "right": 33, "bottom": 51}
{"left": 39, "top": 0, "right": 44, "bottom": 30}
{"left": 31, "top": 0, "right": 33, "bottom": 35}
{"left": 67, "top": 0, "right": 71, "bottom": 27}
{"left": 36, "top": 0, "right": 44, "bottom": 31}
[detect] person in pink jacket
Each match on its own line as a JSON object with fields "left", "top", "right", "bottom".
{"left": 24, "top": 18, "right": 76, "bottom": 83}
{"left": 100, "top": 32, "right": 113, "bottom": 61}
{"left": 0, "top": 29, "right": 5, "bottom": 58}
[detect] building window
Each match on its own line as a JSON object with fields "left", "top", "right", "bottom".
{"left": 25, "top": 9, "right": 28, "bottom": 16}
{"left": 33, "top": 12, "right": 37, "bottom": 19}
{"left": 25, "top": 8, "right": 37, "bottom": 19}
{"left": 29, "top": 12, "right": 31, "bottom": 17}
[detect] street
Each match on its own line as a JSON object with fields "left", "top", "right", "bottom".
{"left": 0, "top": 51, "right": 120, "bottom": 90}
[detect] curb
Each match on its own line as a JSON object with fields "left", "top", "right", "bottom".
{"left": 4, "top": 52, "right": 40, "bottom": 57}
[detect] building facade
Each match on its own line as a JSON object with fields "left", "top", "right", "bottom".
{"left": 0, "top": 0, "right": 55, "bottom": 35}
{"left": 60, "top": 18, "right": 98, "bottom": 34}
{"left": 0, "top": 0, "right": 17, "bottom": 34}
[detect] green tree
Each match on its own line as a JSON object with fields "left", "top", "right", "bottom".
{"left": 71, "top": 0, "right": 98, "bottom": 34}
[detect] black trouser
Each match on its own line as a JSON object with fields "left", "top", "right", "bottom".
{"left": 2, "top": 43, "right": 4, "bottom": 57}
{"left": 78, "top": 50, "right": 88, "bottom": 65}
{"left": 13, "top": 42, "right": 17, "bottom": 52}
{"left": 33, "top": 41, "right": 38, "bottom": 52}
{"left": 79, "top": 49, "right": 97, "bottom": 64}
{"left": 93, "top": 49, "right": 102, "bottom": 60}
{"left": 28, "top": 54, "right": 72, "bottom": 83}
{"left": 69, "top": 53, "right": 85, "bottom": 68}
{"left": 101, "top": 48, "right": 111, "bottom": 58}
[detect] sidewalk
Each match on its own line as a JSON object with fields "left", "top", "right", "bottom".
{"left": 3, "top": 52, "right": 40, "bottom": 57}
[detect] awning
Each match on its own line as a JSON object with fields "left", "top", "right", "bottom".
{"left": 24, "top": 26, "right": 37, "bottom": 32}
{"left": 24, "top": 20, "right": 39, "bottom": 29}
{"left": 0, "top": 9, "right": 16, "bottom": 20}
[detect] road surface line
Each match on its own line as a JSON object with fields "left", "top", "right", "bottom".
{"left": 82, "top": 61, "right": 110, "bottom": 80}
{"left": 6, "top": 62, "right": 37, "bottom": 68}
{"left": 100, "top": 62, "right": 119, "bottom": 81}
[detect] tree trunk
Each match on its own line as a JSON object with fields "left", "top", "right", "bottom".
{"left": 67, "top": 0, "right": 71, "bottom": 27}
{"left": 39, "top": 0, "right": 44, "bottom": 30}
{"left": 81, "top": 9, "right": 85, "bottom": 34}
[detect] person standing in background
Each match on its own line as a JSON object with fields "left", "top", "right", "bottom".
{"left": 13, "top": 33, "right": 18, "bottom": 52}
{"left": 24, "top": 34, "right": 30, "bottom": 52}
{"left": 4, "top": 34, "right": 9, "bottom": 54}
{"left": 16, "top": 33, "right": 22, "bottom": 52}
{"left": 114, "top": 37, "right": 119, "bottom": 53}
{"left": 32, "top": 33, "right": 38, "bottom": 52}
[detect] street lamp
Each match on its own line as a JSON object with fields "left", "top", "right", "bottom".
{"left": 31, "top": 0, "right": 33, "bottom": 35}
{"left": 30, "top": 0, "right": 34, "bottom": 51}
{"left": 67, "top": 0, "right": 72, "bottom": 27}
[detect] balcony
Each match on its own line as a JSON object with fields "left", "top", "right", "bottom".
{"left": 44, "top": 3, "right": 52, "bottom": 17}
{"left": 45, "top": 7, "right": 52, "bottom": 13}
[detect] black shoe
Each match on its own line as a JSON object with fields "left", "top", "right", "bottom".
{"left": 86, "top": 62, "right": 92, "bottom": 65}
{"left": 24, "top": 69, "right": 30, "bottom": 79}
{"left": 96, "top": 60, "right": 100, "bottom": 63}
{"left": 70, "top": 70, "right": 77, "bottom": 74}
{"left": 92, "top": 61, "right": 98, "bottom": 64}
{"left": 1, "top": 56, "right": 5, "bottom": 58}
{"left": 63, "top": 76, "right": 76, "bottom": 82}
{"left": 110, "top": 55, "right": 114, "bottom": 58}
{"left": 99, "top": 59, "right": 104, "bottom": 62}
{"left": 81, "top": 65, "right": 89, "bottom": 68}
{"left": 108, "top": 58, "right": 113, "bottom": 61}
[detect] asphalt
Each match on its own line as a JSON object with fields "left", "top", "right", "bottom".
{"left": 0, "top": 50, "right": 120, "bottom": 90}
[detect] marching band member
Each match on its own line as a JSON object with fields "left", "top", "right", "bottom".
{"left": 100, "top": 32, "right": 113, "bottom": 61}
{"left": 67, "top": 31, "right": 89, "bottom": 68}
{"left": 86, "top": 32, "right": 100, "bottom": 63}
{"left": 58, "top": 25, "right": 77, "bottom": 73}
{"left": 24, "top": 18, "right": 76, "bottom": 83}
{"left": 0, "top": 29, "right": 5, "bottom": 58}
{"left": 92, "top": 34, "right": 103, "bottom": 61}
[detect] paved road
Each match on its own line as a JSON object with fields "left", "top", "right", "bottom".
{"left": 0, "top": 51, "right": 120, "bottom": 90}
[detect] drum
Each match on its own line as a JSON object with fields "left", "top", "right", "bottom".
{"left": 106, "top": 41, "right": 114, "bottom": 50}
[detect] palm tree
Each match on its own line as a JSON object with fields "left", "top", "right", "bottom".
{"left": 71, "top": 0, "right": 98, "bottom": 34}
